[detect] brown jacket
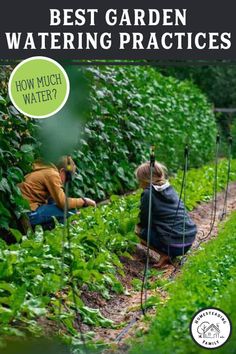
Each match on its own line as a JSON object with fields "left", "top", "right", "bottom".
{"left": 19, "top": 162, "right": 83, "bottom": 211}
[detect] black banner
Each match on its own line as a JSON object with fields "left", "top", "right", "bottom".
{"left": 0, "top": 0, "right": 236, "bottom": 60}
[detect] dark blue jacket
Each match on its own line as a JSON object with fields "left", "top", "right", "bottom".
{"left": 139, "top": 185, "right": 197, "bottom": 245}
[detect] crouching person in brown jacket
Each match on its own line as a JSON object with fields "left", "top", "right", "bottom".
{"left": 19, "top": 156, "right": 96, "bottom": 228}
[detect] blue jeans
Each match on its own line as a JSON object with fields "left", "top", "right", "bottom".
{"left": 28, "top": 200, "right": 76, "bottom": 227}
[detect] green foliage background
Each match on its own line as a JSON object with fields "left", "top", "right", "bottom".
{"left": 72, "top": 66, "right": 217, "bottom": 200}
{"left": 158, "top": 64, "right": 236, "bottom": 108}
{"left": 0, "top": 65, "right": 216, "bottom": 229}
{"left": 158, "top": 64, "right": 236, "bottom": 156}
{"left": 0, "top": 67, "right": 39, "bottom": 230}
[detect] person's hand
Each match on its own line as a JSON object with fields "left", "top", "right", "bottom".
{"left": 135, "top": 224, "right": 142, "bottom": 235}
{"left": 83, "top": 197, "right": 96, "bottom": 207}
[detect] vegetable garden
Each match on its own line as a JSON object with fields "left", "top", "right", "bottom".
{"left": 0, "top": 64, "right": 236, "bottom": 353}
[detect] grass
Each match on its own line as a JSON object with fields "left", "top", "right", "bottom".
{"left": 171, "top": 158, "right": 236, "bottom": 210}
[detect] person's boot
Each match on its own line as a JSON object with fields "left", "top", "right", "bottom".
{"left": 153, "top": 253, "right": 171, "bottom": 269}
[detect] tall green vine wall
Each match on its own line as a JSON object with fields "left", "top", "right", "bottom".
{"left": 0, "top": 65, "right": 216, "bottom": 229}
{"left": 72, "top": 66, "right": 217, "bottom": 199}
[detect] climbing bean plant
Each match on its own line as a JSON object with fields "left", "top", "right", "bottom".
{"left": 0, "top": 65, "right": 216, "bottom": 229}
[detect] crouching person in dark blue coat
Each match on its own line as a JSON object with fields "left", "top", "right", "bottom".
{"left": 135, "top": 161, "right": 197, "bottom": 268}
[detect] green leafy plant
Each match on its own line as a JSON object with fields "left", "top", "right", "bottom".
{"left": 172, "top": 159, "right": 236, "bottom": 210}
{"left": 0, "top": 67, "right": 39, "bottom": 230}
{"left": 0, "top": 159, "right": 235, "bottom": 349}
{"left": 0, "top": 191, "right": 139, "bottom": 346}
{"left": 72, "top": 66, "right": 217, "bottom": 200}
{"left": 0, "top": 65, "right": 217, "bottom": 230}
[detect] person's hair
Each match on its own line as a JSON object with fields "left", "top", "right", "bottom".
{"left": 56, "top": 156, "right": 77, "bottom": 174}
{"left": 135, "top": 161, "right": 168, "bottom": 187}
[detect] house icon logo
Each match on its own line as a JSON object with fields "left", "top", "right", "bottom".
{"left": 198, "top": 322, "right": 221, "bottom": 339}
{"left": 190, "top": 308, "right": 232, "bottom": 349}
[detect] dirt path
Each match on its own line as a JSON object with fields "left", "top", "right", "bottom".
{"left": 190, "top": 182, "right": 236, "bottom": 249}
{"left": 81, "top": 182, "right": 236, "bottom": 350}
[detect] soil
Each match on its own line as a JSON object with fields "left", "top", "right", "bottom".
{"left": 79, "top": 182, "right": 236, "bottom": 350}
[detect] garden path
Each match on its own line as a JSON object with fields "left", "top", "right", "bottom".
{"left": 80, "top": 182, "right": 236, "bottom": 351}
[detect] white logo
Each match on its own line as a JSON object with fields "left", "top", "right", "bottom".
{"left": 190, "top": 308, "right": 232, "bottom": 349}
